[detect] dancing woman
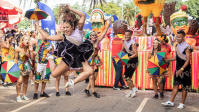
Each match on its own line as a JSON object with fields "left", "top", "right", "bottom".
{"left": 84, "top": 20, "right": 111, "bottom": 98}
{"left": 35, "top": 5, "right": 94, "bottom": 88}
{"left": 15, "top": 35, "right": 34, "bottom": 102}
{"left": 147, "top": 39, "right": 169, "bottom": 99}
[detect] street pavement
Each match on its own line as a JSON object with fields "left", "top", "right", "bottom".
{"left": 0, "top": 76, "right": 199, "bottom": 112}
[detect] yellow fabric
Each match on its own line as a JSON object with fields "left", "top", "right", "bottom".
{"left": 170, "top": 9, "right": 188, "bottom": 22}
{"left": 137, "top": 3, "right": 164, "bottom": 17}
{"left": 1, "top": 47, "right": 14, "bottom": 62}
{"left": 30, "top": 13, "right": 39, "bottom": 20}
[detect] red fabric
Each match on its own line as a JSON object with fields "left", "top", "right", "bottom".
{"left": 112, "top": 37, "right": 123, "bottom": 56}
{"left": 152, "top": 15, "right": 162, "bottom": 23}
{"left": 194, "top": 35, "right": 199, "bottom": 46}
{"left": 161, "top": 43, "right": 171, "bottom": 59}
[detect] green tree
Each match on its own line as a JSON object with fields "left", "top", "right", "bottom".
{"left": 184, "top": 0, "right": 199, "bottom": 20}
{"left": 123, "top": 2, "right": 137, "bottom": 25}
{"left": 17, "top": 18, "right": 32, "bottom": 29}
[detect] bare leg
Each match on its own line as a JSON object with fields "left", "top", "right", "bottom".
{"left": 86, "top": 74, "right": 93, "bottom": 90}
{"left": 51, "top": 61, "right": 69, "bottom": 78}
{"left": 64, "top": 75, "right": 69, "bottom": 91}
{"left": 181, "top": 89, "right": 187, "bottom": 104}
{"left": 73, "top": 62, "right": 94, "bottom": 84}
{"left": 170, "top": 85, "right": 179, "bottom": 102}
{"left": 16, "top": 75, "right": 23, "bottom": 97}
{"left": 55, "top": 76, "right": 61, "bottom": 92}
{"left": 22, "top": 75, "right": 29, "bottom": 96}
{"left": 127, "top": 81, "right": 134, "bottom": 90}
{"left": 152, "top": 77, "right": 158, "bottom": 94}
{"left": 157, "top": 78, "right": 163, "bottom": 93}
{"left": 41, "top": 82, "right": 46, "bottom": 94}
{"left": 29, "top": 71, "right": 33, "bottom": 83}
{"left": 34, "top": 83, "right": 39, "bottom": 94}
{"left": 90, "top": 72, "right": 98, "bottom": 93}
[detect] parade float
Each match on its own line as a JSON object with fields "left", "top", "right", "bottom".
{"left": 94, "top": 1, "right": 199, "bottom": 91}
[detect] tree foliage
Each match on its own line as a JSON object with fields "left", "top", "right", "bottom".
{"left": 17, "top": 18, "right": 32, "bottom": 29}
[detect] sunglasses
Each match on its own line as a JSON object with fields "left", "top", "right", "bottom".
{"left": 91, "top": 34, "right": 97, "bottom": 37}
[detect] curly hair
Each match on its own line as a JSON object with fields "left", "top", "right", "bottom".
{"left": 59, "top": 6, "right": 79, "bottom": 29}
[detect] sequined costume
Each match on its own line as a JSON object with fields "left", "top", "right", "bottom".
{"left": 88, "top": 47, "right": 102, "bottom": 69}
{"left": 34, "top": 39, "right": 53, "bottom": 83}
{"left": 18, "top": 53, "right": 32, "bottom": 76}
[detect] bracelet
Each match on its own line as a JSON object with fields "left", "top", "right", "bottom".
{"left": 181, "top": 68, "right": 184, "bottom": 71}
{"left": 37, "top": 27, "right": 41, "bottom": 31}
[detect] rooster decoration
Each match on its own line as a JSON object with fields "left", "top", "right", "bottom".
{"left": 133, "top": 0, "right": 166, "bottom": 36}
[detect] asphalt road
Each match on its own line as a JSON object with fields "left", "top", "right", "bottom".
{"left": 0, "top": 76, "right": 199, "bottom": 112}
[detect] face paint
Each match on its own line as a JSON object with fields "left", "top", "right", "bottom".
{"left": 171, "top": 18, "right": 189, "bottom": 35}
{"left": 171, "top": 18, "right": 188, "bottom": 28}
{"left": 91, "top": 22, "right": 104, "bottom": 29}
{"left": 91, "top": 19, "right": 106, "bottom": 37}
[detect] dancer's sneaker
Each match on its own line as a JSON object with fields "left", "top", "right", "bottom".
{"left": 93, "top": 92, "right": 100, "bottom": 98}
{"left": 160, "top": 92, "right": 164, "bottom": 99}
{"left": 3, "top": 83, "right": 8, "bottom": 87}
{"left": 56, "top": 92, "right": 60, "bottom": 96}
{"left": 40, "top": 92, "right": 50, "bottom": 98}
{"left": 177, "top": 103, "right": 185, "bottom": 109}
{"left": 131, "top": 88, "right": 138, "bottom": 98}
{"left": 33, "top": 93, "right": 38, "bottom": 99}
{"left": 161, "top": 101, "right": 174, "bottom": 106}
{"left": 153, "top": 94, "right": 159, "bottom": 99}
{"left": 113, "top": 87, "right": 121, "bottom": 90}
{"left": 84, "top": 89, "right": 91, "bottom": 96}
{"left": 65, "top": 79, "right": 74, "bottom": 88}
{"left": 122, "top": 85, "right": 129, "bottom": 89}
{"left": 65, "top": 91, "right": 71, "bottom": 96}
{"left": 22, "top": 95, "right": 29, "bottom": 100}
{"left": 17, "top": 97, "right": 22, "bottom": 102}
{"left": 0, "top": 80, "right": 3, "bottom": 85}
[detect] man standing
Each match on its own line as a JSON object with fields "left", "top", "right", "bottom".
{"left": 162, "top": 30, "right": 192, "bottom": 109}
{"left": 112, "top": 33, "right": 128, "bottom": 90}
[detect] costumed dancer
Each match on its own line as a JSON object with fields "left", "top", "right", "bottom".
{"left": 1, "top": 34, "right": 15, "bottom": 87}
{"left": 122, "top": 30, "right": 139, "bottom": 98}
{"left": 35, "top": 5, "right": 94, "bottom": 88}
{"left": 84, "top": 20, "right": 111, "bottom": 98}
{"left": 147, "top": 39, "right": 169, "bottom": 99}
{"left": 15, "top": 35, "right": 34, "bottom": 102}
{"left": 31, "top": 29, "right": 54, "bottom": 99}
{"left": 54, "top": 36, "right": 71, "bottom": 96}
{"left": 0, "top": 29, "right": 4, "bottom": 85}
{"left": 162, "top": 30, "right": 193, "bottom": 109}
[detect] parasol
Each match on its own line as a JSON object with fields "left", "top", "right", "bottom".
{"left": 147, "top": 51, "right": 167, "bottom": 76}
{"left": 45, "top": 61, "right": 51, "bottom": 77}
{"left": 25, "top": 8, "right": 48, "bottom": 30}
{"left": 1, "top": 61, "right": 20, "bottom": 83}
{"left": 114, "top": 51, "right": 129, "bottom": 66}
{"left": 25, "top": 8, "right": 48, "bottom": 20}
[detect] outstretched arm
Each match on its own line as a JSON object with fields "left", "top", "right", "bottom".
{"left": 65, "top": 5, "right": 85, "bottom": 30}
{"left": 35, "top": 22, "right": 62, "bottom": 41}
{"left": 96, "top": 20, "right": 111, "bottom": 45}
